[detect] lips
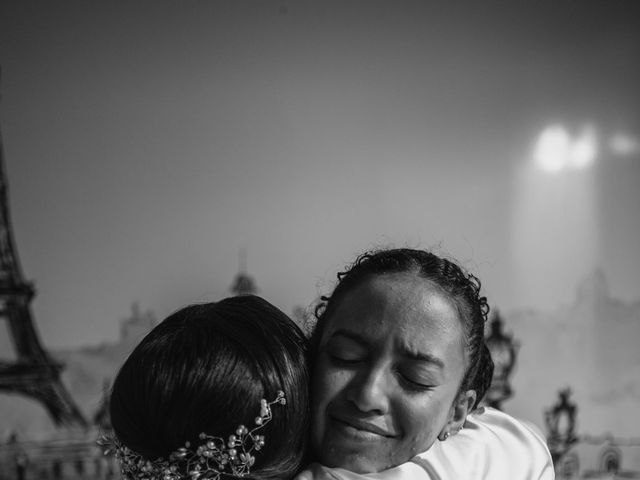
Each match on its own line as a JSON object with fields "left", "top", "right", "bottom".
{"left": 330, "top": 414, "right": 397, "bottom": 438}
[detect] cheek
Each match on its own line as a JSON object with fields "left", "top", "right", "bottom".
{"left": 312, "top": 357, "right": 348, "bottom": 409}
{"left": 311, "top": 358, "right": 352, "bottom": 450}
{"left": 396, "top": 396, "right": 452, "bottom": 455}
{"left": 312, "top": 359, "right": 342, "bottom": 421}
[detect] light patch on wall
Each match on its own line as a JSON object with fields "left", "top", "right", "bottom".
{"left": 534, "top": 124, "right": 598, "bottom": 173}
{"left": 569, "top": 125, "right": 598, "bottom": 170}
{"left": 534, "top": 125, "right": 571, "bottom": 173}
{"left": 509, "top": 122, "right": 601, "bottom": 309}
{"left": 609, "top": 132, "right": 640, "bottom": 157}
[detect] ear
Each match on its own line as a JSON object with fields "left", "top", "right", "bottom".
{"left": 438, "top": 390, "right": 476, "bottom": 441}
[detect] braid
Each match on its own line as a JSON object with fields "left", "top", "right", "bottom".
{"left": 471, "top": 343, "right": 494, "bottom": 408}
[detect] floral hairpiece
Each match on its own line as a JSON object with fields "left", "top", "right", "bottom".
{"left": 99, "top": 390, "right": 286, "bottom": 480}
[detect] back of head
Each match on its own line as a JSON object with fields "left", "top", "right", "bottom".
{"left": 110, "top": 295, "right": 309, "bottom": 480}
{"left": 312, "top": 248, "right": 494, "bottom": 407}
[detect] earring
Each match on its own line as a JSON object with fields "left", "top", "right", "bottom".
{"left": 438, "top": 431, "right": 450, "bottom": 441}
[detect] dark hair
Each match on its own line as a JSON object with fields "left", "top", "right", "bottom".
{"left": 110, "top": 295, "right": 309, "bottom": 480}
{"left": 311, "top": 248, "right": 493, "bottom": 408}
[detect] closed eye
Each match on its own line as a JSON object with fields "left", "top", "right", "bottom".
{"left": 400, "top": 377, "right": 433, "bottom": 392}
{"left": 327, "top": 352, "right": 366, "bottom": 365}
{"left": 323, "top": 334, "right": 368, "bottom": 365}
{"left": 397, "top": 370, "right": 435, "bottom": 392}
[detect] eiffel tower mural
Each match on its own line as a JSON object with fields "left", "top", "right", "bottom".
{"left": 0, "top": 68, "right": 87, "bottom": 428}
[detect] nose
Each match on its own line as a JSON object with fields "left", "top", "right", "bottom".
{"left": 345, "top": 364, "right": 390, "bottom": 414}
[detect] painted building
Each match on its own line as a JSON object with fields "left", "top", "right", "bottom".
{"left": 555, "top": 435, "right": 640, "bottom": 479}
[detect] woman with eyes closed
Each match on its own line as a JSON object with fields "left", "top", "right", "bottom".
{"left": 296, "top": 248, "right": 554, "bottom": 480}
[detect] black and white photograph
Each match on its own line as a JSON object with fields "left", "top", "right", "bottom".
{"left": 1, "top": 1, "right": 639, "bottom": 479}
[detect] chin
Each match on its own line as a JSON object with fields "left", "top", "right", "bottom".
{"left": 323, "top": 453, "right": 383, "bottom": 474}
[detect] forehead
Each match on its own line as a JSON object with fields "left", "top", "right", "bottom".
{"left": 325, "top": 273, "right": 466, "bottom": 354}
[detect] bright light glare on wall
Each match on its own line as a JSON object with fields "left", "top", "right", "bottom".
{"left": 568, "top": 126, "right": 597, "bottom": 169}
{"left": 534, "top": 124, "right": 598, "bottom": 172}
{"left": 534, "top": 125, "right": 571, "bottom": 172}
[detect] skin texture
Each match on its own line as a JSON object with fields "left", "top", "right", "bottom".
{"left": 311, "top": 273, "right": 476, "bottom": 473}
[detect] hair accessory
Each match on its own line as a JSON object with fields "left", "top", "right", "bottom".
{"left": 99, "top": 390, "right": 286, "bottom": 480}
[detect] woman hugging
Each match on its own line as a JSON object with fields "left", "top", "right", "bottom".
{"left": 105, "top": 248, "right": 555, "bottom": 480}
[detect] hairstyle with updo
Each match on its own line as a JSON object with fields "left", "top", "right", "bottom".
{"left": 311, "top": 248, "right": 494, "bottom": 408}
{"left": 110, "top": 295, "right": 310, "bottom": 480}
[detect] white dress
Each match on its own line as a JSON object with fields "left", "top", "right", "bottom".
{"left": 296, "top": 408, "right": 555, "bottom": 480}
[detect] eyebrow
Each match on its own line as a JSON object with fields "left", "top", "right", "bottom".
{"left": 402, "top": 349, "right": 445, "bottom": 370}
{"left": 329, "top": 329, "right": 369, "bottom": 347}
{"left": 328, "top": 330, "right": 445, "bottom": 369}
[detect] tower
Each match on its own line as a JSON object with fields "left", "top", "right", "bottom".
{"left": 229, "top": 247, "right": 257, "bottom": 296}
{"left": 0, "top": 69, "right": 87, "bottom": 427}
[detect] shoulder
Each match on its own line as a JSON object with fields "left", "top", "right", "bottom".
{"left": 465, "top": 407, "right": 549, "bottom": 445}
{"left": 415, "top": 408, "right": 555, "bottom": 479}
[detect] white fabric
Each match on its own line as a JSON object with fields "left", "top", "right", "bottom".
{"left": 296, "top": 408, "right": 555, "bottom": 480}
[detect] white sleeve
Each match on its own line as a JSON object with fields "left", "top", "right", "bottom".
{"left": 414, "top": 407, "right": 555, "bottom": 480}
